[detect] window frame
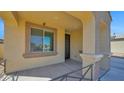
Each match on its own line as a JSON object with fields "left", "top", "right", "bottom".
{"left": 23, "top": 22, "right": 57, "bottom": 58}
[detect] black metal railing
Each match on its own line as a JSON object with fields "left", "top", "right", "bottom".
{"left": 0, "top": 59, "right": 19, "bottom": 81}
{"left": 0, "top": 58, "right": 6, "bottom": 80}
{"left": 51, "top": 64, "right": 94, "bottom": 81}
{"left": 0, "top": 58, "right": 19, "bottom": 81}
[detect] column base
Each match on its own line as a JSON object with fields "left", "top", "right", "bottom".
{"left": 80, "top": 53, "right": 104, "bottom": 80}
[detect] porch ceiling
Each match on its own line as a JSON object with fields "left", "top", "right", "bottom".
{"left": 17, "top": 11, "right": 82, "bottom": 31}
{"left": 66, "top": 11, "right": 95, "bottom": 22}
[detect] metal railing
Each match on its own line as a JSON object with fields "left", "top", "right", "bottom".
{"left": 51, "top": 64, "right": 94, "bottom": 81}
{"left": 0, "top": 58, "right": 6, "bottom": 80}
{"left": 0, "top": 59, "right": 18, "bottom": 81}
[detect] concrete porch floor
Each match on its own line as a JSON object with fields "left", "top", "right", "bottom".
{"left": 14, "top": 59, "right": 83, "bottom": 81}
{"left": 14, "top": 57, "right": 124, "bottom": 81}
{"left": 1, "top": 57, "right": 124, "bottom": 81}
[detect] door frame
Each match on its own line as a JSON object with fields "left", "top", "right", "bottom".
{"left": 65, "top": 34, "right": 70, "bottom": 60}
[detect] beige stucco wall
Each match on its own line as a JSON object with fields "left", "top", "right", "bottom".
{"left": 70, "top": 29, "right": 82, "bottom": 62}
{"left": 0, "top": 43, "right": 4, "bottom": 58}
{"left": 111, "top": 41, "right": 124, "bottom": 57}
{"left": 4, "top": 19, "right": 65, "bottom": 73}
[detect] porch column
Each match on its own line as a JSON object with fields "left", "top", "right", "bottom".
{"left": 80, "top": 15, "right": 103, "bottom": 80}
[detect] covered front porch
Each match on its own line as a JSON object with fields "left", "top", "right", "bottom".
{"left": 0, "top": 12, "right": 111, "bottom": 81}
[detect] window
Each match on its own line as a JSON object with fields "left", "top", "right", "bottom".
{"left": 30, "top": 28, "right": 54, "bottom": 52}
{"left": 30, "top": 28, "right": 43, "bottom": 52}
{"left": 24, "top": 22, "right": 57, "bottom": 58}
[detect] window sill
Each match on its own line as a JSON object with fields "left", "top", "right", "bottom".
{"left": 23, "top": 52, "right": 57, "bottom": 58}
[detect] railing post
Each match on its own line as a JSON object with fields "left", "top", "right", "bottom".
{"left": 91, "top": 64, "right": 93, "bottom": 81}
{"left": 4, "top": 59, "right": 6, "bottom": 74}
{"left": 65, "top": 75, "right": 67, "bottom": 81}
{"left": 12, "top": 75, "right": 15, "bottom": 81}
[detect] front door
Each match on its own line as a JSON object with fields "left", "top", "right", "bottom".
{"left": 65, "top": 34, "right": 70, "bottom": 59}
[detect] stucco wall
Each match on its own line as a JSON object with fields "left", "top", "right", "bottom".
{"left": 111, "top": 41, "right": 124, "bottom": 57}
{"left": 5, "top": 19, "right": 65, "bottom": 73}
{"left": 0, "top": 43, "right": 4, "bottom": 58}
{"left": 70, "top": 30, "right": 82, "bottom": 62}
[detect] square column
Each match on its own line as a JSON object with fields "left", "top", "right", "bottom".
{"left": 80, "top": 17, "right": 103, "bottom": 80}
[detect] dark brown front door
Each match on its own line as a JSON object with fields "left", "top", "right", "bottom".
{"left": 65, "top": 34, "right": 70, "bottom": 59}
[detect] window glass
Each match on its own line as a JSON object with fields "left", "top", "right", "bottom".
{"left": 30, "top": 28, "right": 43, "bottom": 52}
{"left": 43, "top": 31, "right": 54, "bottom": 52}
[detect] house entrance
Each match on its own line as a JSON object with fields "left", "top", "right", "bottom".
{"left": 65, "top": 34, "right": 70, "bottom": 59}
